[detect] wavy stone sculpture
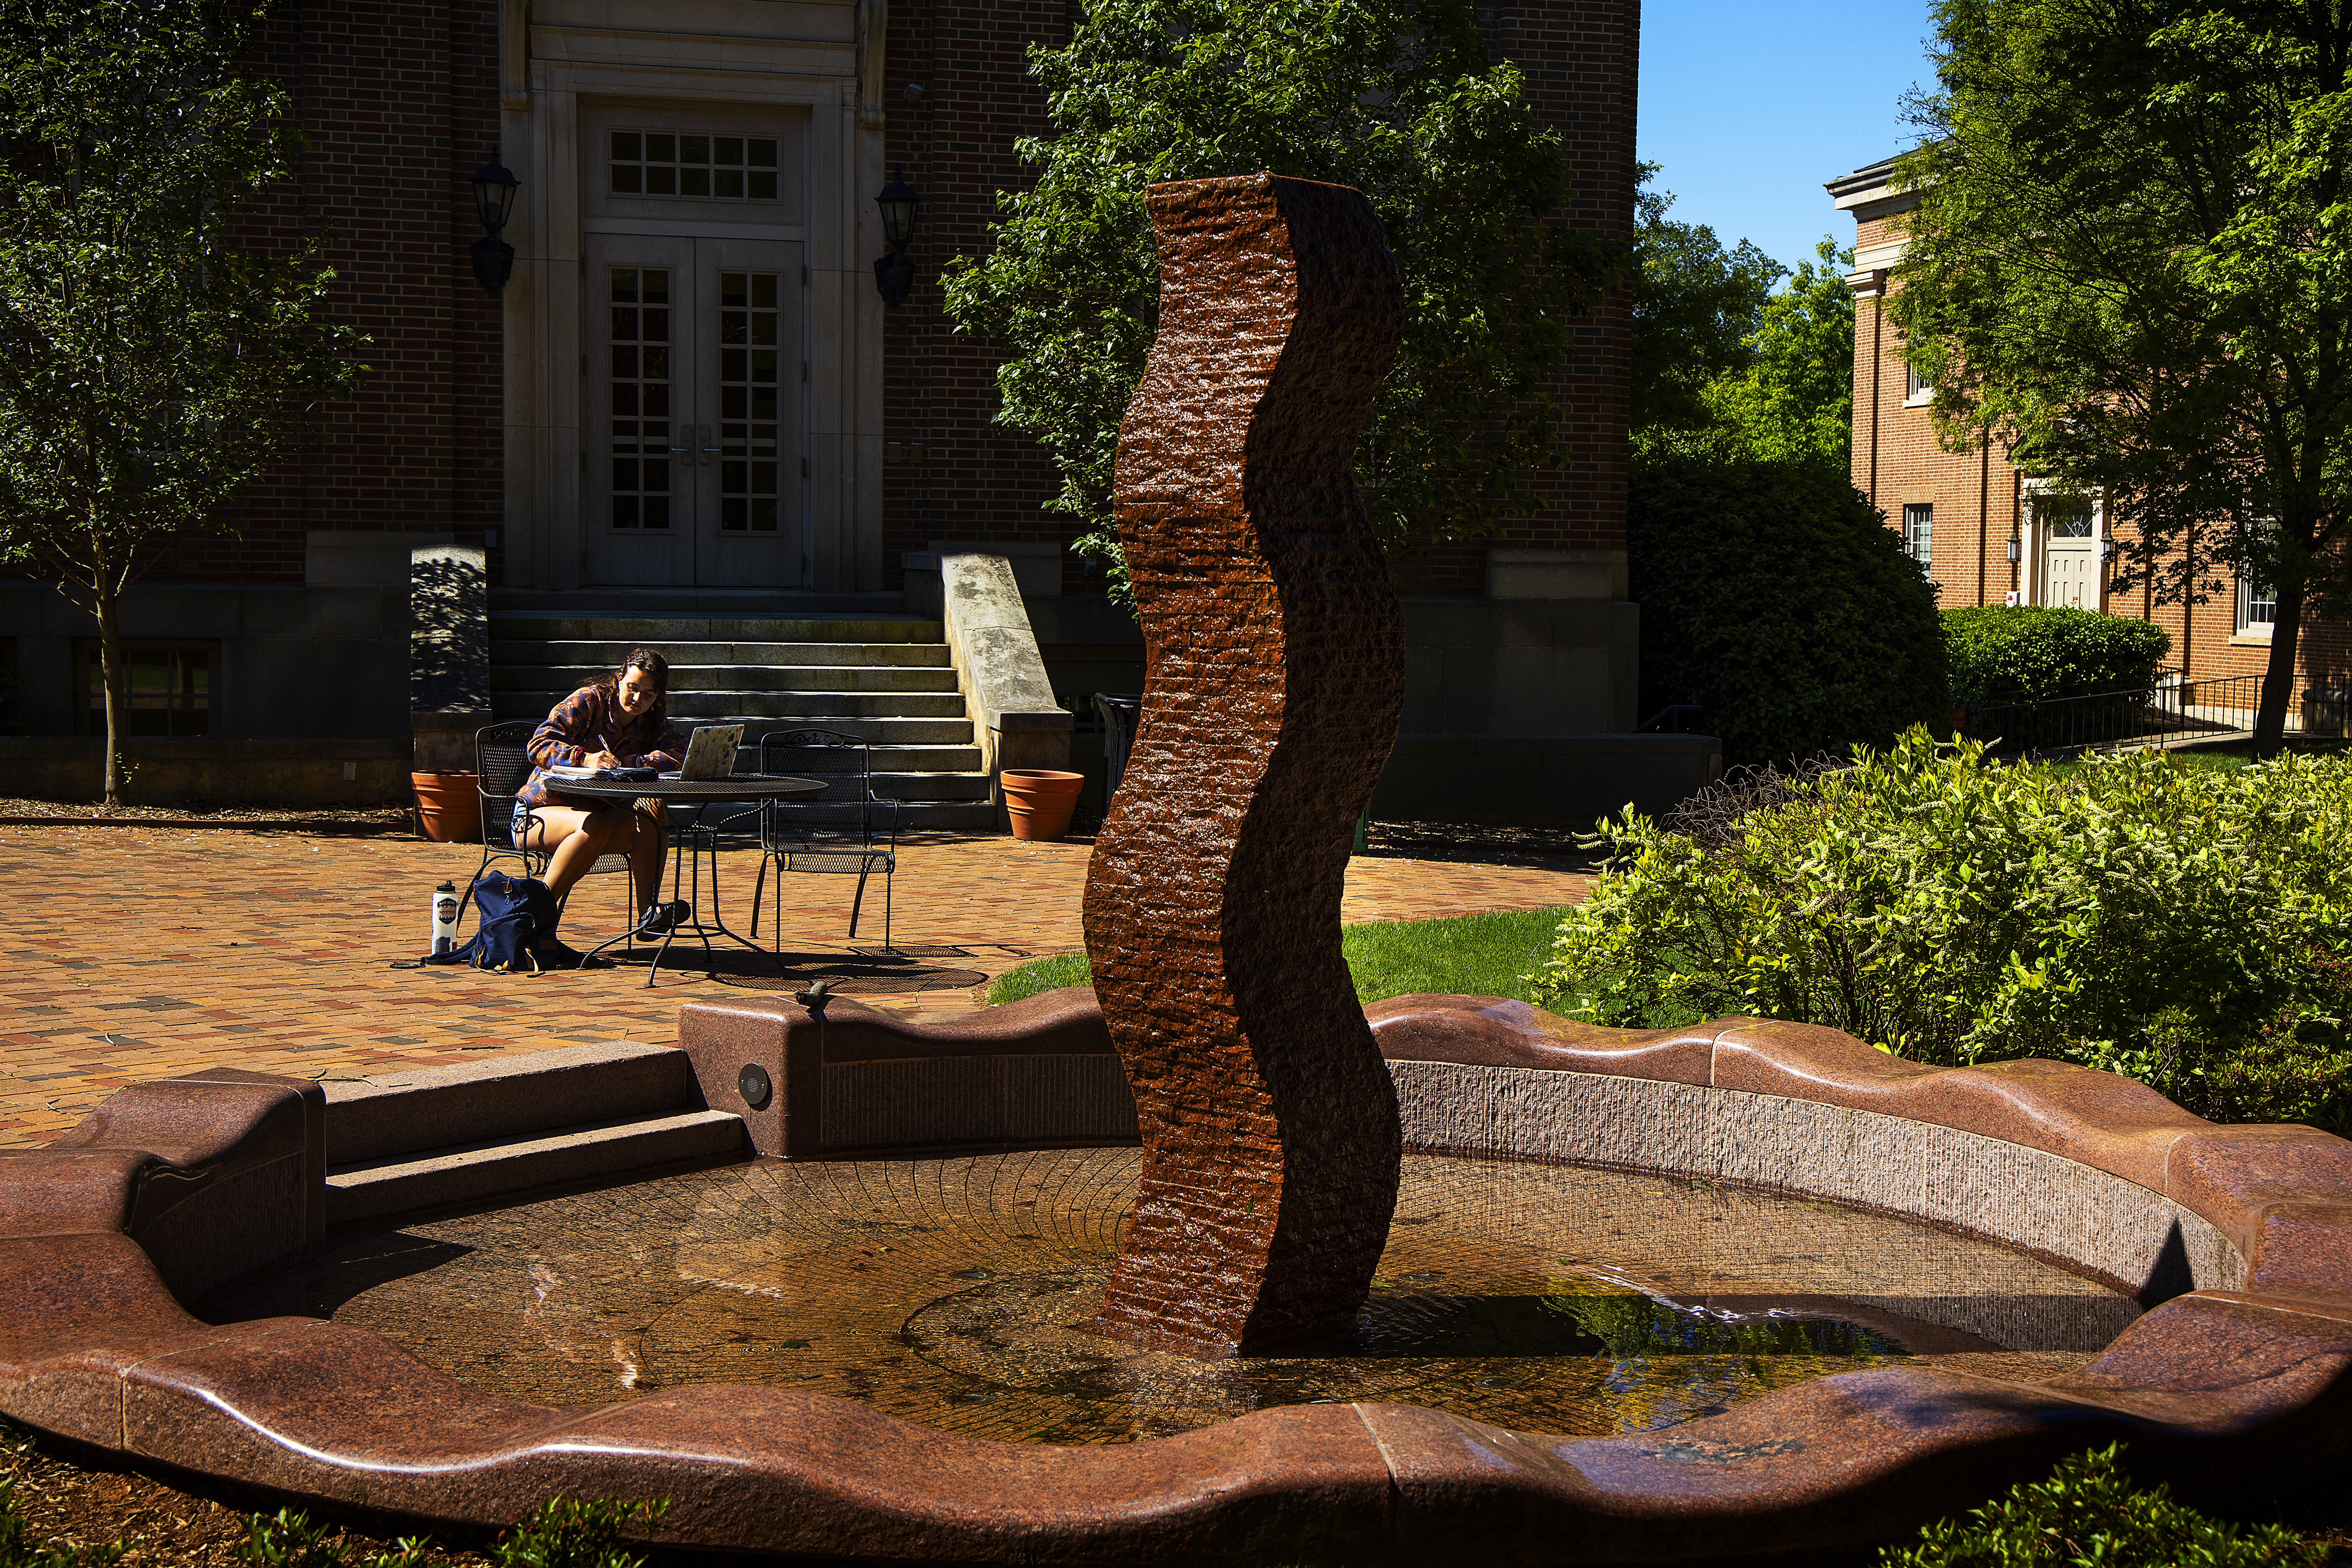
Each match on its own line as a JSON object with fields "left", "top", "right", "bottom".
{"left": 1082, "top": 173, "right": 1407, "bottom": 1357}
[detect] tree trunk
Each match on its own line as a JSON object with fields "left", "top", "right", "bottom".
{"left": 92, "top": 564, "right": 128, "bottom": 809}
{"left": 2253, "top": 576, "right": 2304, "bottom": 758}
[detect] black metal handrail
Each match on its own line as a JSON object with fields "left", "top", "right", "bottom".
{"left": 1958, "top": 673, "right": 2267, "bottom": 754}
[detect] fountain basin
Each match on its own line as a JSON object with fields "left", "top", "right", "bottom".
{"left": 0, "top": 989, "right": 2347, "bottom": 1564}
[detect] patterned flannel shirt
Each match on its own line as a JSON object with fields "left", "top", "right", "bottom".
{"left": 516, "top": 686, "right": 688, "bottom": 808}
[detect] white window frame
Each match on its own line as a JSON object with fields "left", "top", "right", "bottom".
{"left": 1903, "top": 362, "right": 1933, "bottom": 407}
{"left": 2235, "top": 570, "right": 2277, "bottom": 641}
{"left": 1901, "top": 502, "right": 1933, "bottom": 573}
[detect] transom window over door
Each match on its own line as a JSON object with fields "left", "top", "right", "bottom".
{"left": 608, "top": 267, "right": 674, "bottom": 531}
{"left": 608, "top": 132, "right": 779, "bottom": 201}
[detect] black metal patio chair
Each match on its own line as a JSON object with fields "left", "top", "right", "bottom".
{"left": 748, "top": 727, "right": 903, "bottom": 951}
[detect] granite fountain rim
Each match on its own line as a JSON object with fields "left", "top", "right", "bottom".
{"left": 0, "top": 987, "right": 2345, "bottom": 1566}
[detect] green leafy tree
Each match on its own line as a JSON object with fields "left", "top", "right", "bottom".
{"left": 0, "top": 0, "right": 364, "bottom": 805}
{"left": 1890, "top": 0, "right": 2352, "bottom": 755}
{"left": 1699, "top": 237, "right": 1855, "bottom": 466}
{"left": 942, "top": 0, "right": 1614, "bottom": 599}
{"left": 1629, "top": 165, "right": 1783, "bottom": 442}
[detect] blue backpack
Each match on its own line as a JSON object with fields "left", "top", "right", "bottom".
{"left": 424, "top": 874, "right": 598, "bottom": 973}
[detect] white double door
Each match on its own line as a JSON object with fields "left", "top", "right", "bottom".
{"left": 584, "top": 233, "right": 804, "bottom": 588}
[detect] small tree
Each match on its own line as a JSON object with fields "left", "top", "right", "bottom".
{"left": 1628, "top": 166, "right": 1783, "bottom": 443}
{"left": 942, "top": 0, "right": 1615, "bottom": 598}
{"left": 0, "top": 0, "right": 364, "bottom": 804}
{"left": 1890, "top": 0, "right": 2352, "bottom": 755}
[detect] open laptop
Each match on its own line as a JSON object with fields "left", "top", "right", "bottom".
{"left": 668, "top": 723, "right": 743, "bottom": 780}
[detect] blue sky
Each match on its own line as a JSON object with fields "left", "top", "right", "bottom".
{"left": 1638, "top": 0, "right": 1940, "bottom": 277}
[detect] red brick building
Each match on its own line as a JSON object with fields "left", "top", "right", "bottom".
{"left": 5, "top": 0, "right": 1718, "bottom": 823}
{"left": 1829, "top": 157, "right": 2351, "bottom": 720}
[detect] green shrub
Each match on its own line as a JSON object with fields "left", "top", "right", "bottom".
{"left": 1882, "top": 1443, "right": 2324, "bottom": 1566}
{"left": 1629, "top": 454, "right": 1946, "bottom": 765}
{"left": 1943, "top": 604, "right": 2172, "bottom": 706}
{"left": 491, "top": 1497, "right": 666, "bottom": 1568}
{"left": 1529, "top": 730, "right": 2352, "bottom": 1118}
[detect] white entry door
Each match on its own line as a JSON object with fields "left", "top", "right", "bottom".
{"left": 2034, "top": 495, "right": 2100, "bottom": 608}
{"left": 584, "top": 234, "right": 804, "bottom": 588}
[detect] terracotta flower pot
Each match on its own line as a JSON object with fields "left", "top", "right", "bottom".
{"left": 1001, "top": 768, "right": 1083, "bottom": 842}
{"left": 412, "top": 771, "right": 484, "bottom": 844}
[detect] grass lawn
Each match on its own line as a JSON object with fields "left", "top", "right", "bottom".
{"left": 987, "top": 906, "right": 1570, "bottom": 1008}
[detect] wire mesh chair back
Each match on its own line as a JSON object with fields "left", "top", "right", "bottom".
{"left": 475, "top": 720, "right": 538, "bottom": 851}
{"left": 751, "top": 726, "right": 899, "bottom": 945}
{"left": 757, "top": 727, "right": 880, "bottom": 849}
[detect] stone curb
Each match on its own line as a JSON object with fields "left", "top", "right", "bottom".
{"left": 0, "top": 995, "right": 2346, "bottom": 1563}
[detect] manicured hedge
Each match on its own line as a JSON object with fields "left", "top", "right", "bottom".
{"left": 1532, "top": 732, "right": 2352, "bottom": 1131}
{"left": 1629, "top": 456, "right": 1946, "bottom": 765}
{"left": 1943, "top": 604, "right": 2171, "bottom": 706}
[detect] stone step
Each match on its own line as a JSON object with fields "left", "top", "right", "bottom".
{"left": 488, "top": 694, "right": 971, "bottom": 725}
{"left": 488, "top": 615, "right": 942, "bottom": 643}
{"left": 324, "top": 1110, "right": 748, "bottom": 1226}
{"left": 493, "top": 692, "right": 970, "bottom": 723}
{"left": 490, "top": 639, "right": 954, "bottom": 668}
{"left": 491, "top": 665, "right": 962, "bottom": 695}
{"left": 322, "top": 1042, "right": 694, "bottom": 1166}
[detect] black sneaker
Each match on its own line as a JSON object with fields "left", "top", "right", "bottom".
{"left": 637, "top": 901, "right": 690, "bottom": 934}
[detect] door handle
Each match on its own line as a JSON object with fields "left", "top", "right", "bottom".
{"left": 667, "top": 426, "right": 690, "bottom": 457}
{"left": 699, "top": 422, "right": 717, "bottom": 464}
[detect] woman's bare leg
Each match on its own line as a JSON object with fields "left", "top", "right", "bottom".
{"left": 521, "top": 804, "right": 628, "bottom": 900}
{"left": 628, "top": 799, "right": 669, "bottom": 911}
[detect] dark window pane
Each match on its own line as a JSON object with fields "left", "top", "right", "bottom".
{"left": 611, "top": 307, "right": 637, "bottom": 339}
{"left": 752, "top": 498, "right": 778, "bottom": 531}
{"left": 749, "top": 171, "right": 777, "bottom": 201}
{"left": 751, "top": 350, "right": 776, "bottom": 383}
{"left": 646, "top": 133, "right": 675, "bottom": 161}
{"left": 722, "top": 498, "right": 746, "bottom": 531}
{"left": 613, "top": 496, "right": 639, "bottom": 529}
{"left": 680, "top": 135, "right": 709, "bottom": 163}
{"left": 644, "top": 458, "right": 670, "bottom": 492}
{"left": 751, "top": 273, "right": 776, "bottom": 308}
{"left": 646, "top": 166, "right": 674, "bottom": 195}
{"left": 642, "top": 308, "right": 668, "bottom": 342}
{"left": 715, "top": 169, "right": 743, "bottom": 199}
{"left": 751, "top": 388, "right": 777, "bottom": 421}
{"left": 751, "top": 313, "right": 777, "bottom": 346}
{"left": 613, "top": 384, "right": 639, "bottom": 416}
{"left": 749, "top": 139, "right": 777, "bottom": 167}
{"left": 611, "top": 346, "right": 638, "bottom": 378}
{"left": 611, "top": 268, "right": 637, "bottom": 302}
{"left": 611, "top": 131, "right": 641, "bottom": 160}
{"left": 715, "top": 137, "right": 743, "bottom": 164}
{"left": 680, "top": 167, "right": 709, "bottom": 197}
{"left": 642, "top": 269, "right": 669, "bottom": 304}
{"left": 644, "top": 386, "right": 670, "bottom": 416}
{"left": 751, "top": 461, "right": 776, "bottom": 492}
{"left": 720, "top": 271, "right": 747, "bottom": 306}
{"left": 613, "top": 458, "right": 638, "bottom": 490}
{"left": 723, "top": 348, "right": 747, "bottom": 382}
{"left": 722, "top": 386, "right": 747, "bottom": 420}
{"left": 723, "top": 460, "right": 747, "bottom": 490}
{"left": 644, "top": 496, "right": 670, "bottom": 529}
{"left": 643, "top": 346, "right": 668, "bottom": 378}
{"left": 610, "top": 164, "right": 640, "bottom": 194}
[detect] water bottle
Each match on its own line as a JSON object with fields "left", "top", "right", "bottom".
{"left": 431, "top": 880, "right": 460, "bottom": 954}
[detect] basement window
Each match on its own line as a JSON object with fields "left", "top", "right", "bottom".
{"left": 77, "top": 641, "right": 214, "bottom": 736}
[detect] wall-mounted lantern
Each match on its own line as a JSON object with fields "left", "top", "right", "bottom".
{"left": 873, "top": 168, "right": 921, "bottom": 306}
{"left": 2005, "top": 535, "right": 2023, "bottom": 563}
{"left": 469, "top": 153, "right": 520, "bottom": 296}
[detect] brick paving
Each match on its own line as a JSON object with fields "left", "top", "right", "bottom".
{"left": 0, "top": 823, "right": 1589, "bottom": 1150}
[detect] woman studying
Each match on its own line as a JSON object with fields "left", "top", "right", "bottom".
{"left": 517, "top": 647, "right": 687, "bottom": 930}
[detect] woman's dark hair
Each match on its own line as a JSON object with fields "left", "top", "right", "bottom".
{"left": 589, "top": 648, "right": 670, "bottom": 729}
